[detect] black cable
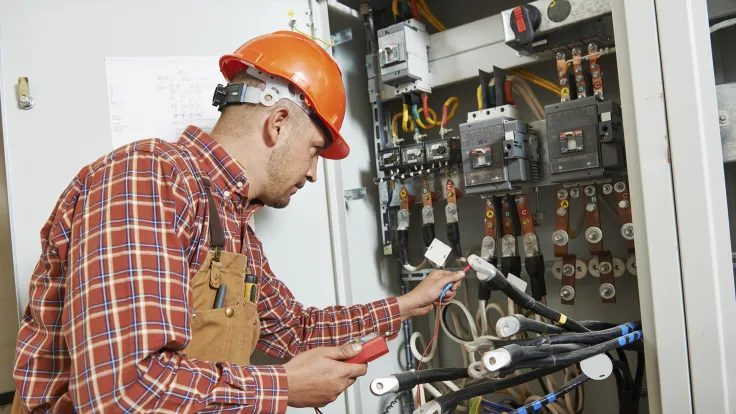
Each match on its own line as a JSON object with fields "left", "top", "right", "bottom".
{"left": 397, "top": 229, "right": 410, "bottom": 265}
{"left": 381, "top": 392, "right": 408, "bottom": 414}
{"left": 508, "top": 330, "right": 642, "bottom": 371}
{"left": 391, "top": 368, "right": 470, "bottom": 392}
{"left": 422, "top": 365, "right": 568, "bottom": 413}
{"left": 509, "top": 374, "right": 589, "bottom": 414}
{"left": 474, "top": 259, "right": 590, "bottom": 333}
{"left": 492, "top": 322, "right": 640, "bottom": 347}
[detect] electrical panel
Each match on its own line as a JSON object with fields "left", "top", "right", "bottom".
{"left": 459, "top": 105, "right": 540, "bottom": 194}
{"left": 545, "top": 97, "right": 625, "bottom": 183}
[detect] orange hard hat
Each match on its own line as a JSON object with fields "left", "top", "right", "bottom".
{"left": 220, "top": 31, "right": 349, "bottom": 160}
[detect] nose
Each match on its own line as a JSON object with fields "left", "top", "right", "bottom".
{"left": 306, "top": 156, "right": 319, "bottom": 183}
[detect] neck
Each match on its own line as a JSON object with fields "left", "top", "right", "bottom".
{"left": 209, "top": 123, "right": 263, "bottom": 202}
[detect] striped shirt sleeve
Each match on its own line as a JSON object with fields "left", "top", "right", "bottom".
{"left": 15, "top": 149, "right": 287, "bottom": 413}
{"left": 256, "top": 257, "right": 402, "bottom": 359}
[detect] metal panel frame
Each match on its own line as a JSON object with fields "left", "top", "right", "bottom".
{"left": 654, "top": 0, "right": 736, "bottom": 411}
{"left": 611, "top": 0, "right": 693, "bottom": 412}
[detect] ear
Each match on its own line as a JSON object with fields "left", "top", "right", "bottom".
{"left": 264, "top": 106, "right": 291, "bottom": 148}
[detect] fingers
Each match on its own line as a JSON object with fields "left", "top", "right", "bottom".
{"left": 342, "top": 361, "right": 368, "bottom": 379}
{"left": 328, "top": 343, "right": 363, "bottom": 360}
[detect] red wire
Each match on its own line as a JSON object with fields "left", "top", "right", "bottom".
{"left": 441, "top": 104, "right": 449, "bottom": 128}
{"left": 415, "top": 302, "right": 443, "bottom": 405}
{"left": 411, "top": 0, "right": 419, "bottom": 19}
{"left": 504, "top": 79, "right": 515, "bottom": 106}
{"left": 421, "top": 93, "right": 430, "bottom": 120}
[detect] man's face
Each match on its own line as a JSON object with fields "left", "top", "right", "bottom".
{"left": 262, "top": 115, "right": 327, "bottom": 208}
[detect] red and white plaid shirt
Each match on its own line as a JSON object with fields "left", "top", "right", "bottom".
{"left": 14, "top": 126, "right": 401, "bottom": 413}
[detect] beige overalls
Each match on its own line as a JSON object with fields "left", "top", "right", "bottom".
{"left": 12, "top": 178, "right": 260, "bottom": 413}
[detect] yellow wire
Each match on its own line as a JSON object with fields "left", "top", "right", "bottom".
{"left": 416, "top": 108, "right": 438, "bottom": 129}
{"left": 418, "top": 0, "right": 446, "bottom": 31}
{"left": 444, "top": 97, "right": 460, "bottom": 122}
{"left": 290, "top": 25, "right": 334, "bottom": 47}
{"left": 513, "top": 68, "right": 559, "bottom": 91}
{"left": 392, "top": 113, "right": 402, "bottom": 139}
{"left": 402, "top": 104, "right": 413, "bottom": 132}
{"left": 512, "top": 70, "right": 559, "bottom": 92}
{"left": 392, "top": 0, "right": 399, "bottom": 17}
{"left": 509, "top": 69, "right": 560, "bottom": 95}
{"left": 476, "top": 85, "right": 483, "bottom": 111}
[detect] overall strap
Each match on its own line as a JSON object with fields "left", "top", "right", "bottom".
{"left": 202, "top": 179, "right": 226, "bottom": 260}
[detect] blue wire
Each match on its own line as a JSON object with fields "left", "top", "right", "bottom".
{"left": 439, "top": 283, "right": 453, "bottom": 300}
{"left": 482, "top": 400, "right": 513, "bottom": 412}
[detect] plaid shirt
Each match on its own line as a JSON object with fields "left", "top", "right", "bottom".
{"left": 14, "top": 126, "right": 401, "bottom": 413}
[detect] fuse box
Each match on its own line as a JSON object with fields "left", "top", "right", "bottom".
{"left": 544, "top": 97, "right": 625, "bottom": 183}
{"left": 459, "top": 105, "right": 540, "bottom": 195}
{"left": 400, "top": 142, "right": 426, "bottom": 167}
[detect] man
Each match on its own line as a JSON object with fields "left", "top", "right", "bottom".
{"left": 13, "top": 31, "right": 464, "bottom": 413}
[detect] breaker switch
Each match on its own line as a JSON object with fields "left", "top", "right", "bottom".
{"left": 510, "top": 5, "right": 542, "bottom": 46}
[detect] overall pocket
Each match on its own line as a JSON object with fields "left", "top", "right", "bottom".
{"left": 186, "top": 299, "right": 258, "bottom": 366}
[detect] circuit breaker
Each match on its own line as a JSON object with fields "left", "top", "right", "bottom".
{"left": 459, "top": 105, "right": 540, "bottom": 195}
{"left": 545, "top": 97, "right": 625, "bottom": 183}
{"left": 374, "top": 19, "right": 431, "bottom": 94}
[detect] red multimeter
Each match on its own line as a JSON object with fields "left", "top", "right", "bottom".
{"left": 344, "top": 333, "right": 389, "bottom": 364}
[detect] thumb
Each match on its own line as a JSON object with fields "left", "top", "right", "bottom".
{"left": 327, "top": 342, "right": 363, "bottom": 360}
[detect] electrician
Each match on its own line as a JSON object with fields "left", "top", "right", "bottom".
{"left": 12, "top": 31, "right": 464, "bottom": 413}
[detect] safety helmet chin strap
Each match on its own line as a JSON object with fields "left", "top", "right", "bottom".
{"left": 212, "top": 65, "right": 332, "bottom": 147}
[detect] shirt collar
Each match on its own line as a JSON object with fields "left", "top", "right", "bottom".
{"left": 178, "top": 125, "right": 253, "bottom": 203}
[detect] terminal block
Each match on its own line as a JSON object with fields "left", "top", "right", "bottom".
{"left": 425, "top": 138, "right": 462, "bottom": 165}
{"left": 459, "top": 105, "right": 540, "bottom": 195}
{"left": 400, "top": 142, "right": 426, "bottom": 167}
{"left": 545, "top": 97, "right": 625, "bottom": 183}
{"left": 378, "top": 147, "right": 401, "bottom": 172}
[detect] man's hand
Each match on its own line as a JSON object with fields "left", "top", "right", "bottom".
{"left": 397, "top": 270, "right": 465, "bottom": 321}
{"left": 283, "top": 343, "right": 368, "bottom": 408}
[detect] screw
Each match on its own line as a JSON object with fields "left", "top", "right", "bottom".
{"left": 585, "top": 186, "right": 596, "bottom": 196}
{"left": 572, "top": 48, "right": 581, "bottom": 55}
{"left": 560, "top": 79, "right": 568, "bottom": 86}
{"left": 586, "top": 203, "right": 596, "bottom": 212}
{"left": 589, "top": 43, "right": 597, "bottom": 51}
{"left": 602, "top": 184, "right": 613, "bottom": 195}
{"left": 576, "top": 75, "right": 583, "bottom": 83}
{"left": 554, "top": 234, "right": 565, "bottom": 242}
{"left": 556, "top": 52, "right": 565, "bottom": 59}
{"left": 624, "top": 227, "right": 634, "bottom": 237}
{"left": 557, "top": 207, "right": 567, "bottom": 216}
{"left": 306, "top": 22, "right": 312, "bottom": 27}
{"left": 423, "top": 209, "right": 432, "bottom": 218}
{"left": 447, "top": 204, "right": 457, "bottom": 215}
{"left": 398, "top": 210, "right": 408, "bottom": 219}
{"left": 720, "top": 114, "right": 728, "bottom": 124}
{"left": 592, "top": 64, "right": 600, "bottom": 71}
{"left": 587, "top": 230, "right": 599, "bottom": 241}
{"left": 557, "top": 189, "right": 568, "bottom": 199}
{"left": 559, "top": 71, "right": 566, "bottom": 77}
{"left": 560, "top": 285, "right": 575, "bottom": 300}
{"left": 570, "top": 188, "right": 580, "bottom": 198}
{"left": 601, "top": 286, "right": 613, "bottom": 297}
{"left": 618, "top": 200, "right": 630, "bottom": 209}
{"left": 575, "top": 67, "right": 582, "bottom": 74}
{"left": 600, "top": 262, "right": 612, "bottom": 273}
{"left": 593, "top": 72, "right": 600, "bottom": 78}
{"left": 614, "top": 182, "right": 626, "bottom": 193}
